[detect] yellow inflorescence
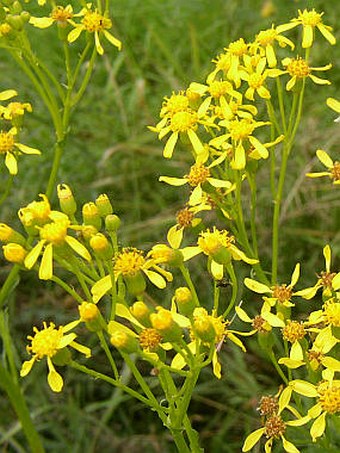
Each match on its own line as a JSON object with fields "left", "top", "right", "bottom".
{"left": 82, "top": 11, "right": 112, "bottom": 33}
{"left": 40, "top": 220, "right": 69, "bottom": 245}
{"left": 114, "top": 248, "right": 146, "bottom": 277}
{"left": 286, "top": 58, "right": 310, "bottom": 78}
{"left": 282, "top": 321, "right": 306, "bottom": 343}
{"left": 28, "top": 322, "right": 63, "bottom": 359}
{"left": 186, "top": 163, "right": 211, "bottom": 186}
{"left": 0, "top": 131, "right": 14, "bottom": 153}
{"left": 318, "top": 384, "right": 340, "bottom": 414}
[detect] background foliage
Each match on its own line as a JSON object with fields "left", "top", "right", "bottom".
{"left": 0, "top": 0, "right": 339, "bottom": 451}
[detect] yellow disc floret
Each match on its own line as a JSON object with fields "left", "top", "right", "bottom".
{"left": 28, "top": 322, "right": 63, "bottom": 359}
{"left": 39, "top": 219, "right": 69, "bottom": 245}
{"left": 286, "top": 57, "right": 310, "bottom": 78}
{"left": 318, "top": 383, "right": 340, "bottom": 414}
{"left": 229, "top": 119, "right": 256, "bottom": 141}
{"left": 0, "top": 131, "right": 14, "bottom": 154}
{"left": 170, "top": 110, "right": 198, "bottom": 132}
{"left": 114, "top": 248, "right": 146, "bottom": 277}
{"left": 82, "top": 10, "right": 112, "bottom": 33}
{"left": 323, "top": 301, "right": 340, "bottom": 327}
{"left": 282, "top": 321, "right": 305, "bottom": 342}
{"left": 186, "top": 163, "right": 211, "bottom": 186}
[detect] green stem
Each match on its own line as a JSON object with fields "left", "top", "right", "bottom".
{"left": 0, "top": 174, "right": 14, "bottom": 207}
{"left": 70, "top": 361, "right": 155, "bottom": 408}
{"left": 51, "top": 275, "right": 84, "bottom": 304}
{"left": 223, "top": 263, "right": 238, "bottom": 317}
{"left": 0, "top": 265, "right": 20, "bottom": 310}
{"left": 97, "top": 330, "right": 119, "bottom": 380}
{"left": 179, "top": 264, "right": 200, "bottom": 307}
{"left": 0, "top": 363, "right": 45, "bottom": 453}
{"left": 268, "top": 351, "right": 289, "bottom": 385}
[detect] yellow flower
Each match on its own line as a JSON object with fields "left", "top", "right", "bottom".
{"left": 210, "top": 117, "right": 271, "bottom": 170}
{"left": 159, "top": 162, "right": 234, "bottom": 206}
{"left": 306, "top": 150, "right": 340, "bottom": 185}
{"left": 288, "top": 379, "right": 340, "bottom": 442}
{"left": 181, "top": 227, "right": 257, "bottom": 279}
{"left": 235, "top": 302, "right": 285, "bottom": 333}
{"left": 0, "top": 127, "right": 40, "bottom": 175}
{"left": 272, "top": 57, "right": 332, "bottom": 91}
{"left": 278, "top": 9, "right": 336, "bottom": 49}
{"left": 296, "top": 245, "right": 340, "bottom": 299}
{"left": 0, "top": 101, "right": 32, "bottom": 121}
{"left": 24, "top": 213, "right": 91, "bottom": 280}
{"left": 20, "top": 321, "right": 90, "bottom": 392}
{"left": 245, "top": 263, "right": 302, "bottom": 307}
{"left": 239, "top": 56, "right": 273, "bottom": 100}
{"left": 166, "top": 201, "right": 212, "bottom": 249}
{"left": 68, "top": 7, "right": 121, "bottom": 55}
{"left": 252, "top": 25, "right": 295, "bottom": 68}
{"left": 242, "top": 388, "right": 299, "bottom": 453}
{"left": 30, "top": 5, "right": 74, "bottom": 29}
{"left": 91, "top": 247, "right": 173, "bottom": 302}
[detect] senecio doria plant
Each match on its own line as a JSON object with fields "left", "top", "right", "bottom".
{"left": 0, "top": 6, "right": 339, "bottom": 453}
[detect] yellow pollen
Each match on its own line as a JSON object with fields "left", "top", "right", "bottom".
{"left": 176, "top": 208, "right": 194, "bottom": 228}
{"left": 323, "top": 301, "right": 340, "bottom": 327}
{"left": 170, "top": 111, "right": 197, "bottom": 132}
{"left": 0, "top": 131, "right": 15, "bottom": 154}
{"left": 82, "top": 11, "right": 112, "bottom": 33}
{"left": 229, "top": 119, "right": 255, "bottom": 141}
{"left": 51, "top": 6, "right": 73, "bottom": 23}
{"left": 272, "top": 284, "right": 292, "bottom": 303}
{"left": 265, "top": 414, "right": 286, "bottom": 438}
{"left": 211, "top": 316, "right": 225, "bottom": 342}
{"left": 186, "top": 163, "right": 210, "bottom": 186}
{"left": 256, "top": 29, "right": 277, "bottom": 46}
{"left": 228, "top": 38, "right": 248, "bottom": 56}
{"left": 198, "top": 228, "right": 234, "bottom": 255}
{"left": 331, "top": 162, "right": 340, "bottom": 181}
{"left": 208, "top": 81, "right": 233, "bottom": 98}
{"left": 248, "top": 73, "right": 265, "bottom": 89}
{"left": 114, "top": 248, "right": 145, "bottom": 277}
{"left": 163, "top": 93, "right": 189, "bottom": 115}
{"left": 287, "top": 58, "right": 310, "bottom": 78}
{"left": 40, "top": 220, "right": 68, "bottom": 244}
{"left": 258, "top": 395, "right": 279, "bottom": 416}
{"left": 318, "top": 385, "right": 340, "bottom": 414}
{"left": 298, "top": 9, "right": 322, "bottom": 26}
{"left": 139, "top": 328, "right": 162, "bottom": 351}
{"left": 28, "top": 322, "right": 63, "bottom": 359}
{"left": 252, "top": 315, "right": 268, "bottom": 333}
{"left": 0, "top": 23, "right": 11, "bottom": 36}
{"left": 282, "top": 321, "right": 305, "bottom": 342}
{"left": 319, "top": 271, "right": 336, "bottom": 289}
{"left": 214, "top": 53, "right": 231, "bottom": 71}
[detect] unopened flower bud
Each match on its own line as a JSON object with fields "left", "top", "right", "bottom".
{"left": 95, "top": 194, "right": 113, "bottom": 217}
{"left": 105, "top": 214, "right": 121, "bottom": 233}
{"left": 89, "top": 233, "right": 113, "bottom": 260}
{"left": 174, "top": 287, "right": 195, "bottom": 316}
{"left": 82, "top": 202, "right": 101, "bottom": 229}
{"left": 150, "top": 307, "right": 182, "bottom": 342}
{"left": 193, "top": 315, "right": 216, "bottom": 343}
{"left": 150, "top": 244, "right": 183, "bottom": 267}
{"left": 0, "top": 223, "right": 25, "bottom": 245}
{"left": 57, "top": 184, "right": 77, "bottom": 216}
{"left": 3, "top": 243, "right": 27, "bottom": 263}
{"left": 130, "top": 301, "right": 152, "bottom": 327}
{"left": 81, "top": 225, "right": 98, "bottom": 241}
{"left": 124, "top": 272, "right": 146, "bottom": 296}
{"left": 78, "top": 302, "right": 105, "bottom": 332}
{"left": 6, "top": 14, "right": 24, "bottom": 31}
{"left": 110, "top": 330, "right": 139, "bottom": 354}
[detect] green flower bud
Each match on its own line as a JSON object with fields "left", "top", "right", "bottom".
{"left": 174, "top": 287, "right": 195, "bottom": 316}
{"left": 82, "top": 202, "right": 101, "bottom": 230}
{"left": 105, "top": 214, "right": 121, "bottom": 233}
{"left": 110, "top": 331, "right": 139, "bottom": 354}
{"left": 95, "top": 194, "right": 113, "bottom": 217}
{"left": 130, "top": 301, "right": 152, "bottom": 327}
{"left": 57, "top": 184, "right": 77, "bottom": 216}
{"left": 89, "top": 233, "right": 113, "bottom": 260}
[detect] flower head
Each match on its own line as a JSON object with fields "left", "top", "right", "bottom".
{"left": 279, "top": 9, "right": 336, "bottom": 48}
{"left": 0, "top": 127, "right": 40, "bottom": 175}
{"left": 306, "top": 150, "right": 340, "bottom": 185}
{"left": 20, "top": 321, "right": 90, "bottom": 392}
{"left": 68, "top": 7, "right": 121, "bottom": 55}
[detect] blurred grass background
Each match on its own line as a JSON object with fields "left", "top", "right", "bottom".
{"left": 0, "top": 0, "right": 340, "bottom": 451}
